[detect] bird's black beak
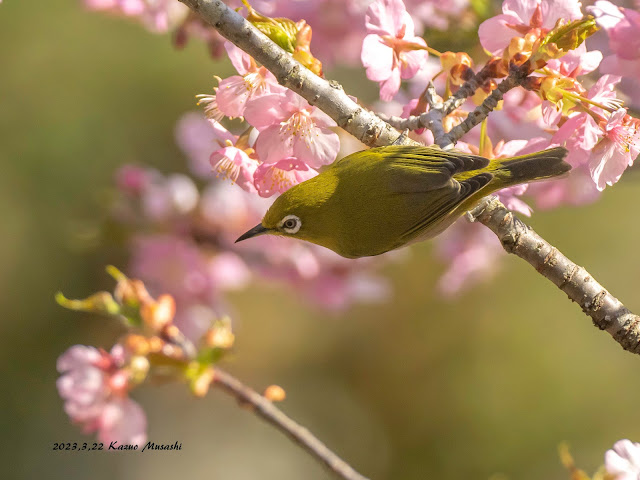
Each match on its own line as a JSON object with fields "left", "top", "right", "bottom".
{"left": 235, "top": 223, "right": 269, "bottom": 243}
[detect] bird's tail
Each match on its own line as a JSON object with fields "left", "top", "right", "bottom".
{"left": 489, "top": 146, "right": 571, "bottom": 188}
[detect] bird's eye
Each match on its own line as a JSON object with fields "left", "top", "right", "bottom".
{"left": 280, "top": 215, "right": 301, "bottom": 234}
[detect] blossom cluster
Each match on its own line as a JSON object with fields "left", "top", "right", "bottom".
{"left": 83, "top": 0, "right": 470, "bottom": 64}
{"left": 56, "top": 269, "right": 237, "bottom": 446}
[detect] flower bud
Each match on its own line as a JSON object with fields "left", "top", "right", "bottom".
{"left": 532, "top": 17, "right": 598, "bottom": 65}
{"left": 140, "top": 294, "right": 176, "bottom": 331}
{"left": 204, "top": 316, "right": 235, "bottom": 350}
{"left": 264, "top": 385, "right": 286, "bottom": 402}
{"left": 241, "top": 0, "right": 322, "bottom": 75}
{"left": 123, "top": 334, "right": 151, "bottom": 356}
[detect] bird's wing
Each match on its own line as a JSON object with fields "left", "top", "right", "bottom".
{"left": 400, "top": 172, "right": 493, "bottom": 240}
{"left": 376, "top": 146, "right": 490, "bottom": 194}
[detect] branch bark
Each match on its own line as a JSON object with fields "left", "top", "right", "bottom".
{"left": 469, "top": 197, "right": 640, "bottom": 354}
{"left": 178, "top": 1, "right": 640, "bottom": 352}
{"left": 213, "top": 369, "right": 371, "bottom": 480}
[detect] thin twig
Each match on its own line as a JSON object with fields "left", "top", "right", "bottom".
{"left": 380, "top": 60, "right": 500, "bottom": 134}
{"left": 179, "top": 0, "right": 640, "bottom": 352}
{"left": 442, "top": 66, "right": 527, "bottom": 146}
{"left": 441, "top": 59, "right": 501, "bottom": 115}
{"left": 213, "top": 368, "right": 371, "bottom": 480}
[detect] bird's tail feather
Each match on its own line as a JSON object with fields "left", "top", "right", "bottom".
{"left": 491, "top": 146, "right": 571, "bottom": 187}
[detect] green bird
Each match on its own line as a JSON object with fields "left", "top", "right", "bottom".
{"left": 236, "top": 145, "right": 570, "bottom": 258}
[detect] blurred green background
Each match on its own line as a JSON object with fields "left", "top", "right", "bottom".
{"left": 2, "top": 2, "right": 640, "bottom": 480}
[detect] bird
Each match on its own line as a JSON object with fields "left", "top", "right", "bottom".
{"left": 235, "top": 145, "right": 570, "bottom": 258}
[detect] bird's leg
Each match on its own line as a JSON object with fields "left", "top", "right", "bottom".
{"left": 391, "top": 129, "right": 410, "bottom": 145}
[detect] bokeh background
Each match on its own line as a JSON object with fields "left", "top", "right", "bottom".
{"left": 2, "top": 1, "right": 640, "bottom": 480}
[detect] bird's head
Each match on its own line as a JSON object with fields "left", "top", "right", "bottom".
{"left": 235, "top": 174, "right": 338, "bottom": 249}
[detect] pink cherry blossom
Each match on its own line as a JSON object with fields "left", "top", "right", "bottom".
{"left": 210, "top": 146, "right": 259, "bottom": 193}
{"left": 245, "top": 90, "right": 340, "bottom": 167}
{"left": 253, "top": 158, "right": 318, "bottom": 197}
{"left": 84, "top": 0, "right": 188, "bottom": 33}
{"left": 589, "top": 2, "right": 640, "bottom": 81}
{"left": 589, "top": 2, "right": 640, "bottom": 61}
{"left": 361, "top": 0, "right": 429, "bottom": 101}
{"left": 404, "top": 0, "right": 470, "bottom": 32}
{"left": 130, "top": 234, "right": 218, "bottom": 306}
{"left": 547, "top": 75, "right": 624, "bottom": 171}
{"left": 200, "top": 181, "right": 269, "bottom": 239}
{"left": 605, "top": 440, "right": 640, "bottom": 480}
{"left": 589, "top": 108, "right": 640, "bottom": 190}
{"left": 304, "top": 267, "right": 392, "bottom": 312}
{"left": 435, "top": 221, "right": 504, "bottom": 297}
{"left": 529, "top": 165, "right": 600, "bottom": 208}
{"left": 552, "top": 114, "right": 601, "bottom": 167}
{"left": 175, "top": 112, "right": 236, "bottom": 178}
{"left": 98, "top": 398, "right": 147, "bottom": 447}
{"left": 216, "top": 42, "right": 286, "bottom": 118}
{"left": 478, "top": 0, "right": 584, "bottom": 56}
{"left": 545, "top": 43, "right": 603, "bottom": 79}
{"left": 141, "top": 172, "right": 199, "bottom": 220}
{"left": 57, "top": 345, "right": 147, "bottom": 447}
{"left": 208, "top": 251, "right": 252, "bottom": 291}
{"left": 269, "top": 0, "right": 371, "bottom": 65}
{"left": 115, "top": 165, "right": 150, "bottom": 196}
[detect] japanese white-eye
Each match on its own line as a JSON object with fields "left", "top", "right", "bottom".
{"left": 236, "top": 145, "right": 570, "bottom": 258}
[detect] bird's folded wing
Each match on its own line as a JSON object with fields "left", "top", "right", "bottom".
{"left": 377, "top": 146, "right": 491, "bottom": 194}
{"left": 400, "top": 172, "right": 493, "bottom": 240}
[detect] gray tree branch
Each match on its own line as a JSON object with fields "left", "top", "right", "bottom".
{"left": 178, "top": 1, "right": 640, "bottom": 355}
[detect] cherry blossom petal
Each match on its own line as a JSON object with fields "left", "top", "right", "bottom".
{"left": 255, "top": 124, "right": 294, "bottom": 165}
{"left": 600, "top": 56, "right": 640, "bottom": 79}
{"left": 210, "top": 147, "right": 259, "bottom": 193}
{"left": 400, "top": 47, "right": 428, "bottom": 79}
{"left": 539, "top": 0, "right": 584, "bottom": 29}
{"left": 589, "top": 141, "right": 629, "bottom": 190}
{"left": 365, "top": 0, "right": 414, "bottom": 36}
{"left": 98, "top": 398, "right": 147, "bottom": 447}
{"left": 291, "top": 127, "right": 340, "bottom": 167}
{"left": 379, "top": 68, "right": 402, "bottom": 101}
{"left": 605, "top": 440, "right": 640, "bottom": 480}
{"left": 361, "top": 34, "right": 394, "bottom": 82}
{"left": 243, "top": 94, "right": 288, "bottom": 131}
{"left": 309, "top": 106, "right": 338, "bottom": 128}
{"left": 217, "top": 76, "right": 253, "bottom": 118}
{"left": 547, "top": 44, "right": 602, "bottom": 76}
{"left": 57, "top": 345, "right": 102, "bottom": 372}
{"left": 502, "top": 0, "right": 537, "bottom": 23}
{"left": 588, "top": 0, "right": 624, "bottom": 30}
{"left": 478, "top": 13, "right": 523, "bottom": 55}
{"left": 224, "top": 41, "right": 253, "bottom": 75}
{"left": 175, "top": 112, "right": 237, "bottom": 178}
{"left": 253, "top": 158, "right": 318, "bottom": 197}
{"left": 208, "top": 252, "right": 251, "bottom": 290}
{"left": 608, "top": 8, "right": 640, "bottom": 60}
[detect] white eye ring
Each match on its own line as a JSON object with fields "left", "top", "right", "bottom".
{"left": 280, "top": 214, "right": 301, "bottom": 234}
